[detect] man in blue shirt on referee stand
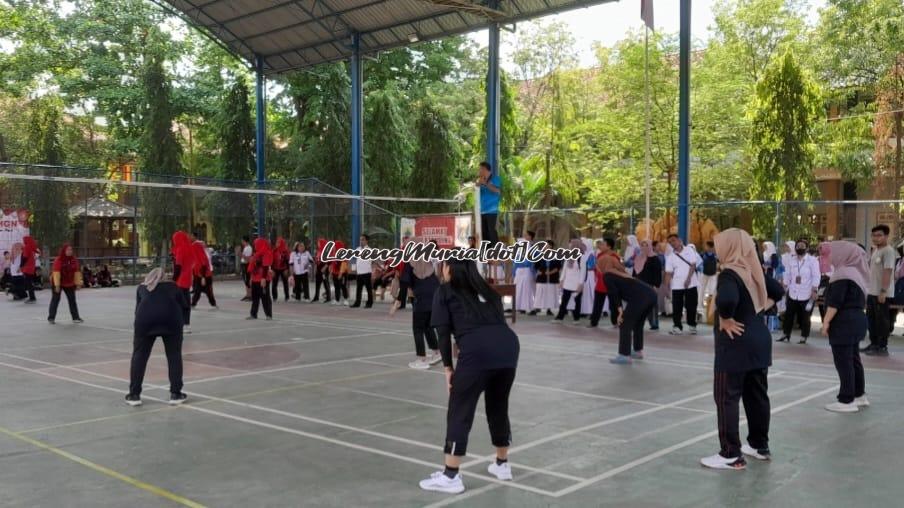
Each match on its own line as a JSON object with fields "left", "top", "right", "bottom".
{"left": 477, "top": 161, "right": 501, "bottom": 247}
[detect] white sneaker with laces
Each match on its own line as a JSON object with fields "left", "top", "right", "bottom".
{"left": 669, "top": 327, "right": 684, "bottom": 336}
{"left": 825, "top": 402, "right": 859, "bottom": 413}
{"left": 689, "top": 326, "right": 698, "bottom": 335}
{"left": 741, "top": 444, "right": 770, "bottom": 461}
{"left": 700, "top": 453, "right": 746, "bottom": 470}
{"left": 408, "top": 359, "right": 430, "bottom": 370}
{"left": 487, "top": 462, "right": 513, "bottom": 481}
{"left": 419, "top": 471, "right": 465, "bottom": 494}
{"left": 427, "top": 352, "right": 443, "bottom": 365}
{"left": 855, "top": 396, "right": 870, "bottom": 407}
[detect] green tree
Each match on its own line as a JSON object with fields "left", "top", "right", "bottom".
{"left": 365, "top": 84, "right": 413, "bottom": 197}
{"left": 22, "top": 97, "right": 71, "bottom": 251}
{"left": 749, "top": 50, "right": 822, "bottom": 237}
{"left": 205, "top": 78, "right": 255, "bottom": 245}
{"left": 138, "top": 50, "right": 187, "bottom": 256}
{"left": 409, "top": 99, "right": 460, "bottom": 213}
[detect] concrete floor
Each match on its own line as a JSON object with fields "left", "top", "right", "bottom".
{"left": 1, "top": 281, "right": 903, "bottom": 508}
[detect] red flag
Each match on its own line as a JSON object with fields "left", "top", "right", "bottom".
{"left": 641, "top": 0, "right": 654, "bottom": 31}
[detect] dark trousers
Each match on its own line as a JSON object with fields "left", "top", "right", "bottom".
{"left": 271, "top": 269, "right": 289, "bottom": 301}
{"left": 251, "top": 282, "right": 272, "bottom": 318}
{"left": 293, "top": 273, "right": 310, "bottom": 300}
{"left": 352, "top": 273, "right": 373, "bottom": 307}
{"left": 671, "top": 287, "right": 698, "bottom": 329}
{"left": 11, "top": 275, "right": 26, "bottom": 299}
{"left": 714, "top": 369, "right": 770, "bottom": 458}
{"left": 648, "top": 301, "right": 660, "bottom": 328}
{"left": 481, "top": 213, "right": 499, "bottom": 246}
{"left": 783, "top": 298, "right": 813, "bottom": 338}
{"left": 413, "top": 311, "right": 438, "bottom": 356}
{"left": 191, "top": 276, "right": 216, "bottom": 307}
{"left": 555, "top": 289, "right": 582, "bottom": 321}
{"left": 313, "top": 270, "right": 330, "bottom": 301}
{"left": 241, "top": 265, "right": 250, "bottom": 288}
{"left": 24, "top": 274, "right": 35, "bottom": 301}
{"left": 129, "top": 333, "right": 183, "bottom": 396}
{"left": 48, "top": 287, "right": 80, "bottom": 320}
{"left": 618, "top": 302, "right": 654, "bottom": 356}
{"left": 181, "top": 289, "right": 191, "bottom": 325}
{"left": 398, "top": 285, "right": 409, "bottom": 309}
{"left": 589, "top": 291, "right": 619, "bottom": 327}
{"left": 831, "top": 344, "right": 865, "bottom": 403}
{"left": 333, "top": 274, "right": 348, "bottom": 301}
{"left": 444, "top": 368, "right": 516, "bottom": 457}
{"left": 867, "top": 295, "right": 890, "bottom": 348}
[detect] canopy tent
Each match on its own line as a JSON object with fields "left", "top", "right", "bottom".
{"left": 158, "top": 0, "right": 616, "bottom": 74}
{"left": 68, "top": 197, "right": 136, "bottom": 218}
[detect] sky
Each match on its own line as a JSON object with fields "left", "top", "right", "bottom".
{"left": 470, "top": 0, "right": 827, "bottom": 70}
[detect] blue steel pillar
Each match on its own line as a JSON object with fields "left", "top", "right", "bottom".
{"left": 486, "top": 9, "right": 501, "bottom": 175}
{"left": 350, "top": 34, "right": 364, "bottom": 248}
{"left": 255, "top": 55, "right": 267, "bottom": 238}
{"left": 677, "top": 0, "right": 691, "bottom": 242}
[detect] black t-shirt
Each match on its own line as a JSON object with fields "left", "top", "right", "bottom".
{"left": 430, "top": 284, "right": 519, "bottom": 371}
{"left": 713, "top": 270, "right": 784, "bottom": 373}
{"left": 400, "top": 264, "right": 440, "bottom": 313}
{"left": 534, "top": 259, "right": 562, "bottom": 284}
{"left": 134, "top": 282, "right": 189, "bottom": 337}
{"left": 604, "top": 273, "right": 657, "bottom": 307}
{"left": 824, "top": 279, "right": 867, "bottom": 346}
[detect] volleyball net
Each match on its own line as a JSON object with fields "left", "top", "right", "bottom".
{"left": 0, "top": 162, "right": 465, "bottom": 282}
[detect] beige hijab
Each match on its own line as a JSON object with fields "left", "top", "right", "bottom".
{"left": 408, "top": 237, "right": 434, "bottom": 279}
{"left": 714, "top": 228, "right": 768, "bottom": 313}
{"left": 142, "top": 267, "right": 164, "bottom": 292}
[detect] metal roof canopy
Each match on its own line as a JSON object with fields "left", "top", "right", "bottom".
{"left": 159, "top": 0, "right": 616, "bottom": 74}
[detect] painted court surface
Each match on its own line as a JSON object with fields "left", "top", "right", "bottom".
{"left": 2, "top": 282, "right": 903, "bottom": 507}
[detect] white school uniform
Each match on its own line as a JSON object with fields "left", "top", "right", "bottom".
{"left": 514, "top": 264, "right": 535, "bottom": 312}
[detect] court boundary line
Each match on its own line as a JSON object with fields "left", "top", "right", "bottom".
{"left": 550, "top": 384, "right": 839, "bottom": 498}
{"left": 0, "top": 423, "right": 206, "bottom": 507}
{"left": 0, "top": 360, "right": 562, "bottom": 497}
{"left": 0, "top": 354, "right": 586, "bottom": 484}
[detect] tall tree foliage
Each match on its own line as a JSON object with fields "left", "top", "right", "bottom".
{"left": 749, "top": 50, "right": 822, "bottom": 236}
{"left": 364, "top": 84, "right": 413, "bottom": 197}
{"left": 22, "top": 97, "right": 71, "bottom": 251}
{"left": 205, "top": 79, "right": 255, "bottom": 244}
{"left": 139, "top": 50, "right": 187, "bottom": 256}
{"left": 409, "top": 99, "right": 460, "bottom": 213}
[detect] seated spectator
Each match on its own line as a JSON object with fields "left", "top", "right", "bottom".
{"left": 97, "top": 265, "right": 114, "bottom": 287}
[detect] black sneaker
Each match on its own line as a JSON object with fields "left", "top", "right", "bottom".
{"left": 125, "top": 394, "right": 142, "bottom": 407}
{"left": 776, "top": 336, "right": 790, "bottom": 343}
{"left": 528, "top": 310, "right": 538, "bottom": 316}
{"left": 364, "top": 304, "right": 373, "bottom": 309}
{"left": 47, "top": 318, "right": 55, "bottom": 324}
{"left": 874, "top": 348, "right": 890, "bottom": 357}
{"left": 73, "top": 319, "right": 83, "bottom": 324}
{"left": 546, "top": 310, "right": 554, "bottom": 316}
{"left": 169, "top": 392, "right": 188, "bottom": 405}
{"left": 860, "top": 344, "right": 875, "bottom": 353}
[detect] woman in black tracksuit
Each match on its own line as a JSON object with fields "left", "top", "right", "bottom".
{"left": 418, "top": 259, "right": 520, "bottom": 495}
{"left": 701, "top": 228, "right": 784, "bottom": 471}
{"left": 600, "top": 256, "right": 657, "bottom": 364}
{"left": 126, "top": 268, "right": 189, "bottom": 407}
{"left": 396, "top": 257, "right": 442, "bottom": 369}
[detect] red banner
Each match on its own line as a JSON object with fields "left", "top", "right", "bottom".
{"left": 415, "top": 216, "right": 456, "bottom": 249}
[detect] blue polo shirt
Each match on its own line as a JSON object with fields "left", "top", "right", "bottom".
{"left": 480, "top": 172, "right": 501, "bottom": 215}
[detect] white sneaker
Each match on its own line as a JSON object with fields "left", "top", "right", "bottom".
{"left": 741, "top": 444, "right": 770, "bottom": 461}
{"left": 689, "top": 326, "right": 698, "bottom": 335}
{"left": 825, "top": 402, "right": 859, "bottom": 413}
{"left": 183, "top": 325, "right": 192, "bottom": 335}
{"left": 408, "top": 359, "right": 430, "bottom": 370}
{"left": 419, "top": 471, "right": 465, "bottom": 494}
{"left": 487, "top": 462, "right": 513, "bottom": 481}
{"left": 427, "top": 352, "right": 443, "bottom": 365}
{"left": 855, "top": 396, "right": 870, "bottom": 408}
{"left": 700, "top": 453, "right": 746, "bottom": 470}
{"left": 669, "top": 327, "right": 684, "bottom": 335}
{"left": 332, "top": 300, "right": 341, "bottom": 306}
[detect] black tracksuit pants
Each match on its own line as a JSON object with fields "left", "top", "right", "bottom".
{"left": 671, "top": 287, "right": 698, "bottom": 329}
{"left": 783, "top": 298, "right": 813, "bottom": 339}
{"left": 618, "top": 301, "right": 655, "bottom": 356}
{"left": 251, "top": 282, "right": 272, "bottom": 318}
{"left": 352, "top": 273, "right": 373, "bottom": 307}
{"left": 444, "top": 368, "right": 516, "bottom": 456}
{"left": 293, "top": 273, "right": 310, "bottom": 300}
{"left": 867, "top": 295, "right": 890, "bottom": 349}
{"left": 713, "top": 369, "right": 770, "bottom": 459}
{"left": 314, "top": 270, "right": 330, "bottom": 301}
{"left": 413, "top": 311, "right": 438, "bottom": 356}
{"left": 192, "top": 276, "right": 216, "bottom": 307}
{"left": 589, "top": 291, "right": 619, "bottom": 327}
{"left": 333, "top": 274, "right": 348, "bottom": 301}
{"left": 555, "top": 289, "right": 582, "bottom": 321}
{"left": 831, "top": 344, "right": 865, "bottom": 403}
{"left": 48, "top": 287, "right": 80, "bottom": 321}
{"left": 271, "top": 270, "right": 289, "bottom": 301}
{"left": 129, "top": 333, "right": 184, "bottom": 396}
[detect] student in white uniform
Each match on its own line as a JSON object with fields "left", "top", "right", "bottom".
{"left": 553, "top": 239, "right": 587, "bottom": 324}
{"left": 778, "top": 239, "right": 820, "bottom": 344}
{"left": 568, "top": 238, "right": 596, "bottom": 317}
{"left": 512, "top": 239, "right": 535, "bottom": 314}
{"left": 290, "top": 242, "right": 313, "bottom": 301}
{"left": 665, "top": 234, "right": 702, "bottom": 335}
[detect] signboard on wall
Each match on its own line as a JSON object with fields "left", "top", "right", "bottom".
{"left": 412, "top": 215, "right": 471, "bottom": 249}
{"left": 0, "top": 208, "right": 30, "bottom": 255}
